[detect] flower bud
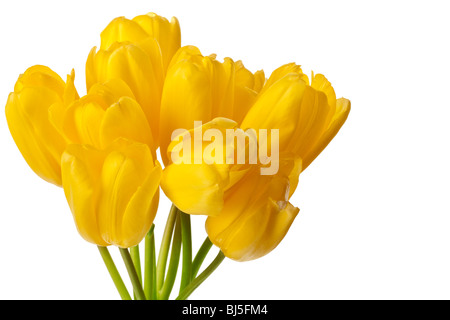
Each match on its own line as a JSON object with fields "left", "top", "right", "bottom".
{"left": 61, "top": 139, "right": 162, "bottom": 248}
{"left": 5, "top": 65, "right": 78, "bottom": 186}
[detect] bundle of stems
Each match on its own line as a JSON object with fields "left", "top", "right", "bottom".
{"left": 98, "top": 205, "right": 225, "bottom": 300}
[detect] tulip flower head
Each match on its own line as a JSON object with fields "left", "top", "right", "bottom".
{"left": 5, "top": 65, "right": 79, "bottom": 186}
{"left": 86, "top": 12, "right": 181, "bottom": 146}
{"left": 159, "top": 46, "right": 265, "bottom": 165}
{"left": 52, "top": 79, "right": 155, "bottom": 154}
{"left": 161, "top": 117, "right": 303, "bottom": 260}
{"left": 99, "top": 13, "right": 181, "bottom": 72}
{"left": 61, "top": 139, "right": 162, "bottom": 248}
{"left": 242, "top": 66, "right": 351, "bottom": 171}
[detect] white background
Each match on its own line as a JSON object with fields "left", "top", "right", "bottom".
{"left": 1, "top": 0, "right": 450, "bottom": 300}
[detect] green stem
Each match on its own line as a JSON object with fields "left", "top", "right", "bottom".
{"left": 119, "top": 248, "right": 146, "bottom": 300}
{"left": 130, "top": 245, "right": 142, "bottom": 283}
{"left": 176, "top": 251, "right": 225, "bottom": 300}
{"left": 156, "top": 205, "right": 178, "bottom": 292}
{"left": 191, "top": 237, "right": 213, "bottom": 279}
{"left": 179, "top": 210, "right": 192, "bottom": 292}
{"left": 159, "top": 214, "right": 182, "bottom": 300}
{"left": 130, "top": 245, "right": 142, "bottom": 299}
{"left": 97, "top": 246, "right": 131, "bottom": 300}
{"left": 144, "top": 224, "right": 157, "bottom": 300}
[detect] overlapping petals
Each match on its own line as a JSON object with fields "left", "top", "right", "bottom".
{"left": 61, "top": 139, "right": 162, "bottom": 248}
{"left": 100, "top": 13, "right": 181, "bottom": 72}
{"left": 205, "top": 167, "right": 299, "bottom": 261}
{"left": 161, "top": 118, "right": 302, "bottom": 261}
{"left": 52, "top": 79, "right": 155, "bottom": 153}
{"left": 86, "top": 12, "right": 181, "bottom": 145}
{"left": 159, "top": 46, "right": 264, "bottom": 165}
{"left": 242, "top": 65, "right": 351, "bottom": 171}
{"left": 5, "top": 66, "right": 79, "bottom": 186}
{"left": 161, "top": 117, "right": 254, "bottom": 216}
{"left": 86, "top": 41, "right": 163, "bottom": 144}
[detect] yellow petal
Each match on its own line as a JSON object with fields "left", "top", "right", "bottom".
{"left": 97, "top": 140, "right": 156, "bottom": 246}
{"left": 253, "top": 70, "right": 266, "bottom": 93}
{"left": 49, "top": 70, "right": 80, "bottom": 135}
{"left": 162, "top": 118, "right": 240, "bottom": 215}
{"left": 100, "top": 96, "right": 155, "bottom": 152}
{"left": 62, "top": 97, "right": 106, "bottom": 148}
{"left": 233, "top": 86, "right": 258, "bottom": 125}
{"left": 311, "top": 73, "right": 336, "bottom": 109}
{"left": 160, "top": 52, "right": 239, "bottom": 164}
{"left": 60, "top": 79, "right": 137, "bottom": 148}
{"left": 167, "top": 45, "right": 202, "bottom": 70}
{"left": 85, "top": 46, "right": 98, "bottom": 92}
{"left": 159, "top": 59, "right": 213, "bottom": 164}
{"left": 63, "top": 69, "right": 80, "bottom": 106}
{"left": 87, "top": 78, "right": 136, "bottom": 107}
{"left": 118, "top": 161, "right": 161, "bottom": 248}
{"left": 165, "top": 117, "right": 238, "bottom": 164}
{"left": 86, "top": 42, "right": 163, "bottom": 144}
{"left": 14, "top": 65, "right": 65, "bottom": 97}
{"left": 235, "top": 60, "right": 265, "bottom": 93}
{"left": 235, "top": 60, "right": 256, "bottom": 89}
{"left": 232, "top": 61, "right": 265, "bottom": 124}
{"left": 161, "top": 163, "right": 230, "bottom": 216}
{"left": 249, "top": 200, "right": 299, "bottom": 260}
{"left": 302, "top": 98, "right": 351, "bottom": 169}
{"left": 6, "top": 66, "right": 79, "bottom": 186}
{"left": 206, "top": 170, "right": 299, "bottom": 261}
{"left": 241, "top": 73, "right": 308, "bottom": 152}
{"left": 285, "top": 157, "right": 303, "bottom": 198}
{"left": 203, "top": 57, "right": 235, "bottom": 120}
{"left": 287, "top": 86, "right": 333, "bottom": 158}
{"left": 242, "top": 72, "right": 335, "bottom": 164}
{"left": 6, "top": 87, "right": 66, "bottom": 186}
{"left": 61, "top": 144, "right": 108, "bottom": 246}
{"left": 62, "top": 140, "right": 159, "bottom": 247}
{"left": 132, "top": 12, "right": 181, "bottom": 71}
{"left": 259, "top": 63, "right": 308, "bottom": 96}
{"left": 100, "top": 17, "right": 149, "bottom": 50}
{"left": 48, "top": 102, "right": 67, "bottom": 136}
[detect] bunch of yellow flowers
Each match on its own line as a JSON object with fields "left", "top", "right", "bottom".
{"left": 5, "top": 12, "right": 350, "bottom": 300}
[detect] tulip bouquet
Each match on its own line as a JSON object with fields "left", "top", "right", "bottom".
{"left": 5, "top": 12, "right": 350, "bottom": 300}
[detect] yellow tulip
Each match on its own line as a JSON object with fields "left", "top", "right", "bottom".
{"left": 100, "top": 12, "right": 181, "bottom": 72}
{"left": 159, "top": 46, "right": 264, "bottom": 165}
{"left": 161, "top": 118, "right": 301, "bottom": 261}
{"left": 241, "top": 65, "right": 351, "bottom": 172}
{"left": 161, "top": 117, "right": 251, "bottom": 216}
{"left": 86, "top": 12, "right": 181, "bottom": 145}
{"left": 5, "top": 65, "right": 79, "bottom": 186}
{"left": 61, "top": 139, "right": 162, "bottom": 248}
{"left": 50, "top": 78, "right": 155, "bottom": 154}
{"left": 86, "top": 41, "right": 163, "bottom": 144}
{"left": 205, "top": 167, "right": 299, "bottom": 261}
